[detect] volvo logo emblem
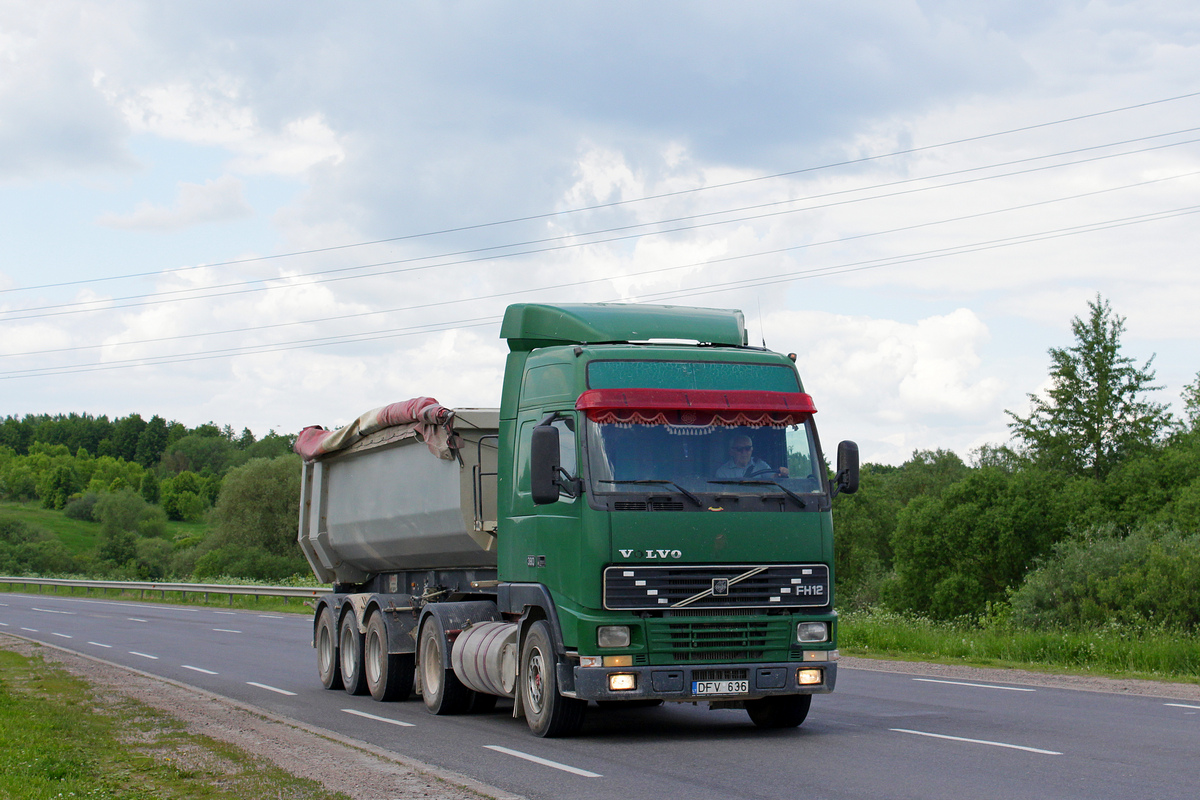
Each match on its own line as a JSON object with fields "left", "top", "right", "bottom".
{"left": 712, "top": 578, "right": 730, "bottom": 596}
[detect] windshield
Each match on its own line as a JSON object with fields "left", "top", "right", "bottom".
{"left": 586, "top": 418, "right": 825, "bottom": 498}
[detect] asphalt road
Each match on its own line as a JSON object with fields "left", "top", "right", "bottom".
{"left": 3, "top": 590, "right": 1198, "bottom": 799}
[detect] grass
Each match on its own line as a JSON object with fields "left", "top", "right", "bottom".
{"left": 1, "top": 502, "right": 213, "bottom": 556}
{"left": 839, "top": 608, "right": 1200, "bottom": 684}
{"left": 0, "top": 646, "right": 350, "bottom": 800}
{"left": 0, "top": 502, "right": 101, "bottom": 555}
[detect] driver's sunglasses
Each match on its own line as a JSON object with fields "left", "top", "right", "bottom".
{"left": 731, "top": 445, "right": 753, "bottom": 452}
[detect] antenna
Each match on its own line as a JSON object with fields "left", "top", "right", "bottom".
{"left": 757, "top": 297, "right": 767, "bottom": 348}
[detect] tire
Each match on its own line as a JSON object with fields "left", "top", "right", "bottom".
{"left": 316, "top": 607, "right": 342, "bottom": 690}
{"left": 339, "top": 612, "right": 369, "bottom": 696}
{"left": 418, "top": 616, "right": 473, "bottom": 715}
{"left": 520, "top": 621, "right": 586, "bottom": 737}
{"left": 746, "top": 694, "right": 811, "bottom": 729}
{"left": 365, "top": 612, "right": 414, "bottom": 702}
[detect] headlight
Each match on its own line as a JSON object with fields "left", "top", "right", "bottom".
{"left": 597, "top": 625, "right": 631, "bottom": 648}
{"left": 608, "top": 673, "right": 637, "bottom": 691}
{"left": 797, "top": 622, "right": 828, "bottom": 643}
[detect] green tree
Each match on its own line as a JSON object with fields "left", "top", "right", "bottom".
{"left": 1008, "top": 295, "right": 1171, "bottom": 479}
{"left": 1182, "top": 371, "right": 1200, "bottom": 433}
{"left": 209, "top": 455, "right": 303, "bottom": 557}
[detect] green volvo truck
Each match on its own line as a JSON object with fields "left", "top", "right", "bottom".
{"left": 298, "top": 302, "right": 858, "bottom": 737}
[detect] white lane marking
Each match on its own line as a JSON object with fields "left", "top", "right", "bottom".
{"left": 213, "top": 611, "right": 237, "bottom": 616}
{"left": 128, "top": 618, "right": 148, "bottom": 623}
{"left": 20, "top": 627, "right": 38, "bottom": 632}
{"left": 891, "top": 728, "right": 1062, "bottom": 755}
{"left": 484, "top": 745, "right": 602, "bottom": 777}
{"left": 913, "top": 678, "right": 1035, "bottom": 692}
{"left": 129, "top": 651, "right": 159, "bottom": 660}
{"left": 247, "top": 681, "right": 297, "bottom": 696}
{"left": 88, "top": 642, "right": 112, "bottom": 648}
{"left": 342, "top": 708, "right": 416, "bottom": 727}
{"left": 51, "top": 632, "right": 73, "bottom": 639}
{"left": 182, "top": 665, "right": 219, "bottom": 675}
{"left": 1165, "top": 703, "right": 1200, "bottom": 710}
{"left": 213, "top": 628, "right": 243, "bottom": 634}
{"left": 32, "top": 607, "right": 76, "bottom": 615}
{"left": 0, "top": 621, "right": 8, "bottom": 626}
{"left": 257, "top": 615, "right": 284, "bottom": 619}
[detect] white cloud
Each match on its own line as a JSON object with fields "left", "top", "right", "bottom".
{"left": 96, "top": 175, "right": 252, "bottom": 231}
{"left": 95, "top": 74, "right": 345, "bottom": 176}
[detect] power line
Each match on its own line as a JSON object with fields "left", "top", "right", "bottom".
{"left": 4, "top": 89, "right": 1198, "bottom": 296}
{"left": 6, "top": 169, "right": 1198, "bottom": 360}
{"left": 5, "top": 133, "right": 1198, "bottom": 322}
{"left": 5, "top": 203, "right": 1196, "bottom": 380}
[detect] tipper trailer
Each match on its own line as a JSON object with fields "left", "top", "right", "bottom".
{"left": 297, "top": 302, "right": 858, "bottom": 736}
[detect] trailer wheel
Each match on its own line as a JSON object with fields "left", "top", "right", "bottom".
{"left": 418, "top": 616, "right": 472, "bottom": 714}
{"left": 365, "top": 613, "right": 414, "bottom": 702}
{"left": 316, "top": 607, "right": 342, "bottom": 690}
{"left": 746, "top": 694, "right": 811, "bottom": 728}
{"left": 339, "top": 612, "right": 368, "bottom": 696}
{"left": 520, "top": 621, "right": 585, "bottom": 737}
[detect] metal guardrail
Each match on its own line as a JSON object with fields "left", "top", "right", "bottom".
{"left": 0, "top": 576, "right": 329, "bottom": 605}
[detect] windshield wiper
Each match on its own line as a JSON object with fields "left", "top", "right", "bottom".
{"left": 597, "top": 479, "right": 702, "bottom": 507}
{"left": 707, "top": 479, "right": 807, "bottom": 509}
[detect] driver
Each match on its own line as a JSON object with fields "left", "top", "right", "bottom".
{"left": 715, "top": 434, "right": 788, "bottom": 479}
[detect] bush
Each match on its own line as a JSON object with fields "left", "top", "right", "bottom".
{"left": 63, "top": 492, "right": 101, "bottom": 521}
{"left": 1010, "top": 523, "right": 1200, "bottom": 632}
{"left": 192, "top": 546, "right": 308, "bottom": 582}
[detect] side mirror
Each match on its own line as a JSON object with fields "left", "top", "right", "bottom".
{"left": 530, "top": 424, "right": 561, "bottom": 505}
{"left": 833, "top": 440, "right": 859, "bottom": 497}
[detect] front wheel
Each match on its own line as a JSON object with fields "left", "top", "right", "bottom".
{"left": 365, "top": 613, "right": 414, "bottom": 702}
{"left": 520, "top": 621, "right": 585, "bottom": 737}
{"left": 746, "top": 694, "right": 811, "bottom": 728}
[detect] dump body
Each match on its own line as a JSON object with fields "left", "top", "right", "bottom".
{"left": 298, "top": 409, "right": 499, "bottom": 585}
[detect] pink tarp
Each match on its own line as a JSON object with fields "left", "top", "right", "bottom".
{"left": 294, "top": 397, "right": 456, "bottom": 461}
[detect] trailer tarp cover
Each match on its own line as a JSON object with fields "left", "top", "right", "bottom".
{"left": 294, "top": 397, "right": 455, "bottom": 461}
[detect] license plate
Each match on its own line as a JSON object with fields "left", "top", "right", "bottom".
{"left": 692, "top": 679, "right": 748, "bottom": 696}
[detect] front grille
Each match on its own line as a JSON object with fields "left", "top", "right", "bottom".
{"left": 612, "top": 500, "right": 685, "bottom": 511}
{"left": 647, "top": 618, "right": 793, "bottom": 663}
{"left": 604, "top": 564, "right": 829, "bottom": 610}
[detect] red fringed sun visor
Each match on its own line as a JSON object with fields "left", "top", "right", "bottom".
{"left": 576, "top": 388, "right": 816, "bottom": 427}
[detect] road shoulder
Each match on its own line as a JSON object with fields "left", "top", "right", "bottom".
{"left": 1, "top": 632, "right": 523, "bottom": 800}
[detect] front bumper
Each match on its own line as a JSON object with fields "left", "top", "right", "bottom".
{"left": 569, "top": 660, "right": 837, "bottom": 702}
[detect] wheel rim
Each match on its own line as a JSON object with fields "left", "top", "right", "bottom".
{"left": 340, "top": 623, "right": 356, "bottom": 677}
{"left": 366, "top": 630, "right": 382, "bottom": 685}
{"left": 318, "top": 625, "right": 334, "bottom": 675}
{"left": 526, "top": 647, "right": 545, "bottom": 715}
{"left": 422, "top": 629, "right": 442, "bottom": 697}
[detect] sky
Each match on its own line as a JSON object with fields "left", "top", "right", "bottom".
{"left": 1, "top": 1, "right": 1198, "bottom": 466}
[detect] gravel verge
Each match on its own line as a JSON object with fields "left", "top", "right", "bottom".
{"left": 1, "top": 632, "right": 523, "bottom": 800}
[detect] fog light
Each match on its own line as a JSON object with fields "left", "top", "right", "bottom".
{"left": 608, "top": 673, "right": 637, "bottom": 691}
{"left": 598, "top": 625, "right": 631, "bottom": 648}
{"left": 797, "top": 668, "right": 823, "bottom": 686}
{"left": 797, "top": 622, "right": 828, "bottom": 643}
